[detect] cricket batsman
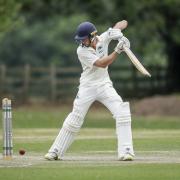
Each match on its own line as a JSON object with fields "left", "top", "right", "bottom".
{"left": 45, "top": 20, "right": 135, "bottom": 161}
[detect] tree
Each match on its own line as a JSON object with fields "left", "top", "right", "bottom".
{"left": 112, "top": 0, "right": 180, "bottom": 91}
{"left": 1, "top": 0, "right": 180, "bottom": 91}
{"left": 0, "top": 15, "right": 89, "bottom": 66}
{"left": 0, "top": 0, "right": 21, "bottom": 39}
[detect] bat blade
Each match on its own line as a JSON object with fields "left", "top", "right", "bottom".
{"left": 123, "top": 46, "right": 151, "bottom": 77}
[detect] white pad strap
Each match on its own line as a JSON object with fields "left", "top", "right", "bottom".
{"left": 115, "top": 102, "right": 131, "bottom": 130}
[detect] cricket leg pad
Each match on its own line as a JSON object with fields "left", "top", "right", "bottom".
{"left": 48, "top": 108, "right": 85, "bottom": 158}
{"left": 115, "top": 102, "right": 135, "bottom": 158}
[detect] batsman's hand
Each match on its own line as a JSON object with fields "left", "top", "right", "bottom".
{"left": 114, "top": 39, "right": 124, "bottom": 54}
{"left": 121, "top": 36, "right": 130, "bottom": 49}
{"left": 107, "top": 28, "right": 123, "bottom": 40}
{"left": 115, "top": 36, "right": 131, "bottom": 54}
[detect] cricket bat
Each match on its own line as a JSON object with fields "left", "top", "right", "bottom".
{"left": 123, "top": 46, "right": 151, "bottom": 77}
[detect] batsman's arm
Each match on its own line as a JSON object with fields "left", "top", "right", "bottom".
{"left": 94, "top": 51, "right": 118, "bottom": 68}
{"left": 113, "top": 20, "right": 128, "bottom": 30}
{"left": 94, "top": 39, "right": 125, "bottom": 68}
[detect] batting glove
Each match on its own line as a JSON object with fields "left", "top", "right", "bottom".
{"left": 121, "top": 36, "right": 130, "bottom": 49}
{"left": 107, "top": 28, "right": 123, "bottom": 40}
{"left": 114, "top": 39, "right": 124, "bottom": 54}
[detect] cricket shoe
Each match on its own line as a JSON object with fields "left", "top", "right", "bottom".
{"left": 118, "top": 152, "right": 134, "bottom": 161}
{"left": 44, "top": 152, "right": 60, "bottom": 161}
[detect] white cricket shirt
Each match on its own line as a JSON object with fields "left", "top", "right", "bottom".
{"left": 77, "top": 31, "right": 112, "bottom": 87}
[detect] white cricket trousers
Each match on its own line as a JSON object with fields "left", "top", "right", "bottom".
{"left": 48, "top": 83, "right": 134, "bottom": 158}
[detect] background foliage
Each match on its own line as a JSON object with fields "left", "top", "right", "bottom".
{"left": 0, "top": 0, "right": 180, "bottom": 89}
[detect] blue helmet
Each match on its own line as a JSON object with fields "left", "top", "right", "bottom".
{"left": 75, "top": 22, "right": 97, "bottom": 41}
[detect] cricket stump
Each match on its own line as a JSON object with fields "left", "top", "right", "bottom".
{"left": 2, "top": 98, "right": 13, "bottom": 160}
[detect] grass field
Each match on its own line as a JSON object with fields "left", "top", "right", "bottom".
{"left": 0, "top": 106, "right": 180, "bottom": 180}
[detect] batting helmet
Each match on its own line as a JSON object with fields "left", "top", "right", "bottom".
{"left": 75, "top": 22, "right": 97, "bottom": 41}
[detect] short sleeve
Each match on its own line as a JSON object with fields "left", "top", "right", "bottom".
{"left": 99, "top": 30, "right": 111, "bottom": 45}
{"left": 78, "top": 48, "right": 99, "bottom": 68}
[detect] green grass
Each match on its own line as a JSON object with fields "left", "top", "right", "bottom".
{"left": 0, "top": 106, "right": 180, "bottom": 129}
{"left": 0, "top": 106, "right": 180, "bottom": 180}
{"left": 0, "top": 164, "right": 180, "bottom": 180}
{"left": 4, "top": 129, "right": 180, "bottom": 153}
{"left": 0, "top": 128, "right": 180, "bottom": 179}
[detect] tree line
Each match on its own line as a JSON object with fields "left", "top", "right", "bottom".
{"left": 0, "top": 0, "right": 180, "bottom": 90}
